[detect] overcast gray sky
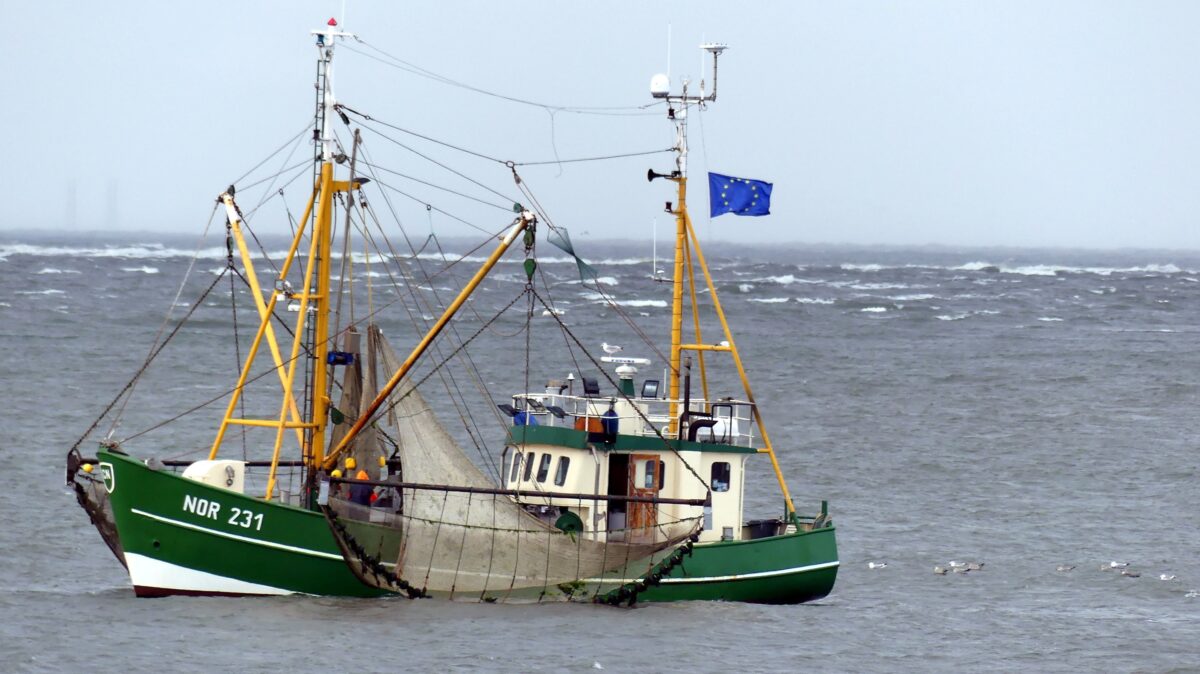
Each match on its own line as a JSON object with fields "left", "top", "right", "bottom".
{"left": 5, "top": 1, "right": 1199, "bottom": 249}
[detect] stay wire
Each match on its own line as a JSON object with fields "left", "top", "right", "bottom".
{"left": 78, "top": 266, "right": 228, "bottom": 451}
{"left": 354, "top": 121, "right": 518, "bottom": 207}
{"left": 343, "top": 103, "right": 673, "bottom": 167}
{"left": 229, "top": 123, "right": 312, "bottom": 188}
{"left": 513, "top": 177, "right": 668, "bottom": 365}
{"left": 344, "top": 39, "right": 665, "bottom": 116}
{"left": 530, "top": 288, "right": 711, "bottom": 492}
{"left": 105, "top": 204, "right": 221, "bottom": 436}
{"left": 356, "top": 158, "right": 512, "bottom": 212}
{"left": 350, "top": 163, "right": 506, "bottom": 479}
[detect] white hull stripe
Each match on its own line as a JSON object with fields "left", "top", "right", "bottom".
{"left": 585, "top": 560, "right": 840, "bottom": 585}
{"left": 130, "top": 508, "right": 343, "bottom": 561}
{"left": 126, "top": 552, "right": 293, "bottom": 596}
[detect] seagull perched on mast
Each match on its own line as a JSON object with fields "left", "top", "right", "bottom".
{"left": 601, "top": 342, "right": 623, "bottom": 355}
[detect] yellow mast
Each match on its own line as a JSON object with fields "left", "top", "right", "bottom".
{"left": 667, "top": 176, "right": 687, "bottom": 433}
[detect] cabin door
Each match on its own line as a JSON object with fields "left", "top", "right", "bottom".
{"left": 627, "top": 454, "right": 660, "bottom": 544}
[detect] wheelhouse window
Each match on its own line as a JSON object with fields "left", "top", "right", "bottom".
{"left": 509, "top": 452, "right": 522, "bottom": 482}
{"left": 536, "top": 454, "right": 553, "bottom": 483}
{"left": 711, "top": 462, "right": 731, "bottom": 492}
{"left": 554, "top": 457, "right": 570, "bottom": 486}
{"left": 523, "top": 452, "right": 537, "bottom": 481}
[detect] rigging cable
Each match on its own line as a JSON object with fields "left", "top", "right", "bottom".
{"left": 104, "top": 203, "right": 222, "bottom": 437}
{"left": 346, "top": 148, "right": 508, "bottom": 479}
{"left": 343, "top": 38, "right": 664, "bottom": 116}
{"left": 77, "top": 265, "right": 228, "bottom": 452}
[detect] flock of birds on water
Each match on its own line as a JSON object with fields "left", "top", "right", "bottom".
{"left": 865, "top": 560, "right": 1196, "bottom": 595}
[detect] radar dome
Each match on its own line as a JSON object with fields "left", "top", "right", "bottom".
{"left": 649, "top": 73, "right": 670, "bottom": 98}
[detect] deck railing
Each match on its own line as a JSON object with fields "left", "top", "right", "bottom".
{"left": 506, "top": 391, "right": 759, "bottom": 449}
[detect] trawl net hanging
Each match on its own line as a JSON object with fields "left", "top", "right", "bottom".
{"left": 324, "top": 328, "right": 701, "bottom": 602}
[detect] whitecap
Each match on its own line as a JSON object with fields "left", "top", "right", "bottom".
{"left": 955, "top": 261, "right": 1191, "bottom": 276}
{"left": 594, "top": 276, "right": 619, "bottom": 286}
{"left": 794, "top": 297, "right": 835, "bottom": 305}
{"left": 936, "top": 314, "right": 968, "bottom": 321}
{"left": 35, "top": 267, "right": 81, "bottom": 274}
{"left": 1037, "top": 317, "right": 1064, "bottom": 322}
{"left": 850, "top": 282, "right": 912, "bottom": 290}
{"left": 860, "top": 306, "right": 888, "bottom": 313}
{"left": 738, "top": 283, "right": 755, "bottom": 293}
{"left": 748, "top": 297, "right": 789, "bottom": 304}
{"left": 597, "top": 299, "right": 667, "bottom": 308}
{"left": 841, "top": 263, "right": 883, "bottom": 272}
{"left": 15, "top": 289, "right": 66, "bottom": 295}
{"left": 122, "top": 266, "right": 159, "bottom": 274}
{"left": 891, "top": 293, "right": 936, "bottom": 301}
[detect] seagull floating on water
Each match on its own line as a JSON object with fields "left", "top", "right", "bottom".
{"left": 1101, "top": 561, "right": 1130, "bottom": 571}
{"left": 1056, "top": 565, "right": 1076, "bottom": 572}
{"left": 1120, "top": 569, "right": 1141, "bottom": 578}
{"left": 967, "top": 562, "right": 985, "bottom": 571}
{"left": 933, "top": 566, "right": 948, "bottom": 575}
{"left": 948, "top": 561, "right": 968, "bottom": 569}
{"left": 1159, "top": 574, "right": 1177, "bottom": 581}
{"left": 867, "top": 561, "right": 888, "bottom": 570}
{"left": 601, "top": 342, "right": 623, "bottom": 355}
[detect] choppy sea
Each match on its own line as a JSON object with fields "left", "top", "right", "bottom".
{"left": 1, "top": 233, "right": 1197, "bottom": 673}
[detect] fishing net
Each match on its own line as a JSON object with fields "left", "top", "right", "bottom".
{"left": 67, "top": 449, "right": 127, "bottom": 569}
{"left": 324, "top": 328, "right": 701, "bottom": 602}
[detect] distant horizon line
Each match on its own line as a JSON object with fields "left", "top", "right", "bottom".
{"left": 2, "top": 226, "right": 1198, "bottom": 255}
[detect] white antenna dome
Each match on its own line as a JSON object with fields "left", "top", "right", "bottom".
{"left": 650, "top": 73, "right": 670, "bottom": 98}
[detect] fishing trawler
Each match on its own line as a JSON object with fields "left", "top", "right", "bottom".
{"left": 67, "top": 20, "right": 837, "bottom": 604}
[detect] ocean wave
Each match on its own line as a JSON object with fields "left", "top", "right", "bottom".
{"left": 850, "top": 282, "right": 913, "bottom": 290}
{"left": 795, "top": 297, "right": 835, "bottom": 305}
{"left": 1037, "top": 316, "right": 1064, "bottom": 322}
{"left": 955, "top": 261, "right": 1189, "bottom": 276}
{"left": 860, "top": 306, "right": 888, "bottom": 313}
{"left": 15, "top": 289, "right": 66, "bottom": 295}
{"left": 891, "top": 293, "right": 937, "bottom": 301}
{"left": 35, "top": 267, "right": 81, "bottom": 274}
{"left": 936, "top": 313, "right": 968, "bottom": 321}
{"left": 738, "top": 283, "right": 754, "bottom": 293}
{"left": 0, "top": 243, "right": 291, "bottom": 260}
{"left": 840, "top": 263, "right": 884, "bottom": 272}
{"left": 594, "top": 299, "right": 667, "bottom": 308}
{"left": 747, "top": 297, "right": 789, "bottom": 304}
{"left": 121, "top": 266, "right": 159, "bottom": 274}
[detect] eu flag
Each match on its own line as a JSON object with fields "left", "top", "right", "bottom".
{"left": 709, "top": 172, "right": 772, "bottom": 217}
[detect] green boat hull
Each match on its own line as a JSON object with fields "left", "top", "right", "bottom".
{"left": 632, "top": 526, "right": 838, "bottom": 604}
{"left": 98, "top": 450, "right": 383, "bottom": 597}
{"left": 97, "top": 450, "right": 837, "bottom": 603}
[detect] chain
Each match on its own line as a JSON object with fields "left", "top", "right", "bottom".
{"left": 321, "top": 505, "right": 425, "bottom": 599}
